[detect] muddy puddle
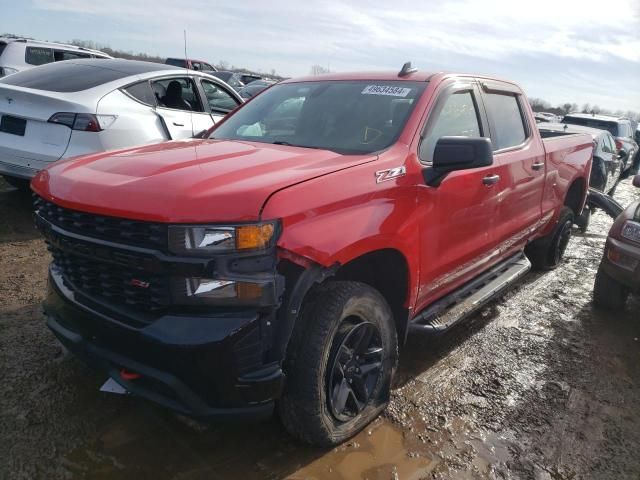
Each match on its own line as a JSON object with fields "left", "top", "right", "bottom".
{"left": 1, "top": 177, "right": 639, "bottom": 479}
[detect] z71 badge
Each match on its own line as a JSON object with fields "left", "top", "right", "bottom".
{"left": 375, "top": 166, "right": 406, "bottom": 183}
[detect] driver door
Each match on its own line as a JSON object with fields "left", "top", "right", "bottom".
{"left": 414, "top": 82, "right": 502, "bottom": 310}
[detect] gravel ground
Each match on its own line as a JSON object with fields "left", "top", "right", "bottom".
{"left": 0, "top": 176, "right": 639, "bottom": 480}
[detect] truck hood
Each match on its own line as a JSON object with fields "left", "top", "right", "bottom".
{"left": 31, "top": 139, "right": 377, "bottom": 222}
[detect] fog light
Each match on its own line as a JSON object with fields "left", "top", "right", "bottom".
{"left": 185, "top": 278, "right": 267, "bottom": 301}
{"left": 187, "top": 278, "right": 236, "bottom": 298}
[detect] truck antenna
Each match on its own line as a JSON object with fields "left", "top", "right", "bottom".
{"left": 184, "top": 30, "right": 188, "bottom": 62}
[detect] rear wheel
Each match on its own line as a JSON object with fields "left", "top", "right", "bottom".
{"left": 278, "top": 281, "right": 398, "bottom": 446}
{"left": 526, "top": 207, "right": 574, "bottom": 270}
{"left": 593, "top": 266, "right": 629, "bottom": 310}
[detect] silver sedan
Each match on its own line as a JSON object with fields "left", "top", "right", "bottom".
{"left": 0, "top": 58, "right": 243, "bottom": 185}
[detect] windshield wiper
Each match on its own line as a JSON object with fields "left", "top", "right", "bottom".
{"left": 272, "top": 141, "right": 331, "bottom": 151}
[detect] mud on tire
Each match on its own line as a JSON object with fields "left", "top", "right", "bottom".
{"left": 526, "top": 207, "right": 574, "bottom": 270}
{"left": 278, "top": 281, "right": 398, "bottom": 447}
{"left": 593, "top": 265, "right": 629, "bottom": 310}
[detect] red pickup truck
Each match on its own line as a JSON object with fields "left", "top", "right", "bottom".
{"left": 32, "top": 65, "right": 593, "bottom": 446}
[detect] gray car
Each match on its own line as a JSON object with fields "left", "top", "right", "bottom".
{"left": 593, "top": 174, "right": 640, "bottom": 310}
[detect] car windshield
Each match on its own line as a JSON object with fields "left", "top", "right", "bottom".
{"left": 562, "top": 116, "right": 619, "bottom": 136}
{"left": 209, "top": 80, "right": 426, "bottom": 155}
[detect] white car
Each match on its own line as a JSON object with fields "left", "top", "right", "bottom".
{"left": 0, "top": 58, "right": 243, "bottom": 187}
{"left": 0, "top": 37, "right": 112, "bottom": 78}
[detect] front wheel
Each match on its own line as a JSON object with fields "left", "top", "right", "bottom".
{"left": 278, "top": 281, "right": 398, "bottom": 446}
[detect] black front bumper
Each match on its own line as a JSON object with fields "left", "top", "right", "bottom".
{"left": 44, "top": 269, "right": 284, "bottom": 421}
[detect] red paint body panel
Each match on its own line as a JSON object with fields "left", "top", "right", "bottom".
{"left": 32, "top": 71, "right": 593, "bottom": 318}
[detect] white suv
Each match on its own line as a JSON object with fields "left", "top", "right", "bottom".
{"left": 0, "top": 37, "right": 112, "bottom": 77}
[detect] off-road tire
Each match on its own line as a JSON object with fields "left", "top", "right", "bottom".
{"left": 2, "top": 175, "right": 30, "bottom": 191}
{"left": 278, "top": 281, "right": 398, "bottom": 447}
{"left": 526, "top": 207, "right": 574, "bottom": 270}
{"left": 593, "top": 265, "right": 629, "bottom": 310}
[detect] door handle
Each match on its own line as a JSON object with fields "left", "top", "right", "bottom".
{"left": 532, "top": 162, "right": 545, "bottom": 171}
{"left": 482, "top": 174, "right": 500, "bottom": 186}
{"left": 173, "top": 122, "right": 184, "bottom": 127}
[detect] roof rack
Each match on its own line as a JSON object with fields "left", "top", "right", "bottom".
{"left": 398, "top": 61, "right": 417, "bottom": 77}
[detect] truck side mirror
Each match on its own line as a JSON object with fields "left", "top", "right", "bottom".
{"left": 633, "top": 174, "right": 640, "bottom": 188}
{"left": 424, "top": 137, "right": 494, "bottom": 187}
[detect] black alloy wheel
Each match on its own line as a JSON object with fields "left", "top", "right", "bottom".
{"left": 327, "top": 321, "right": 383, "bottom": 422}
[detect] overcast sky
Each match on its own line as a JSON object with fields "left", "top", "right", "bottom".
{"left": 6, "top": 0, "right": 640, "bottom": 112}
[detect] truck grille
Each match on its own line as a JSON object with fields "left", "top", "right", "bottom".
{"left": 34, "top": 196, "right": 168, "bottom": 250}
{"left": 48, "top": 244, "right": 170, "bottom": 312}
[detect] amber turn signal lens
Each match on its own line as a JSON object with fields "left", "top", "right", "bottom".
{"left": 235, "top": 282, "right": 264, "bottom": 299}
{"left": 236, "top": 224, "right": 275, "bottom": 250}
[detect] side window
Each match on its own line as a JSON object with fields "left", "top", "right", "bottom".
{"left": 201, "top": 80, "right": 240, "bottom": 113}
{"left": 25, "top": 47, "right": 54, "bottom": 66}
{"left": 54, "top": 50, "right": 90, "bottom": 61}
{"left": 484, "top": 93, "right": 527, "bottom": 150}
{"left": 151, "top": 77, "right": 203, "bottom": 112}
{"left": 419, "top": 91, "right": 482, "bottom": 161}
{"left": 601, "top": 135, "right": 612, "bottom": 154}
{"left": 620, "top": 123, "right": 631, "bottom": 137}
{"left": 123, "top": 81, "right": 155, "bottom": 106}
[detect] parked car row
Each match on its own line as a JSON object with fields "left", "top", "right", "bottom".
{"left": 0, "top": 59, "right": 243, "bottom": 187}
{"left": 561, "top": 113, "right": 639, "bottom": 177}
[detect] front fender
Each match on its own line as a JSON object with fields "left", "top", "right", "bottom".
{"left": 260, "top": 161, "right": 422, "bottom": 310}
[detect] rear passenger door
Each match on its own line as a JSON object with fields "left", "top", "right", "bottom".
{"left": 150, "top": 77, "right": 198, "bottom": 139}
{"left": 415, "top": 81, "right": 502, "bottom": 308}
{"left": 479, "top": 81, "right": 545, "bottom": 255}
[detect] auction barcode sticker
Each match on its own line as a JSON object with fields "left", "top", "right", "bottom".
{"left": 361, "top": 85, "right": 411, "bottom": 97}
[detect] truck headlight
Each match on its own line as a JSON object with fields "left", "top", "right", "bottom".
{"left": 168, "top": 222, "right": 278, "bottom": 255}
{"left": 621, "top": 221, "right": 640, "bottom": 244}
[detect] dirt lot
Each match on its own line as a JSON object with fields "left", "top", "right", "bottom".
{"left": 1, "top": 176, "right": 639, "bottom": 480}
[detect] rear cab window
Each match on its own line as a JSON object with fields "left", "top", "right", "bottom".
{"left": 483, "top": 92, "right": 528, "bottom": 151}
{"left": 165, "top": 58, "right": 186, "bottom": 68}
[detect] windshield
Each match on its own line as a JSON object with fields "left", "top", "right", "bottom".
{"left": 209, "top": 80, "right": 427, "bottom": 155}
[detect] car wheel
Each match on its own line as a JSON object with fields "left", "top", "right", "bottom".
{"left": 526, "top": 207, "right": 574, "bottom": 270}
{"left": 593, "top": 265, "right": 629, "bottom": 310}
{"left": 2, "top": 175, "right": 30, "bottom": 191}
{"left": 278, "top": 281, "right": 398, "bottom": 447}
